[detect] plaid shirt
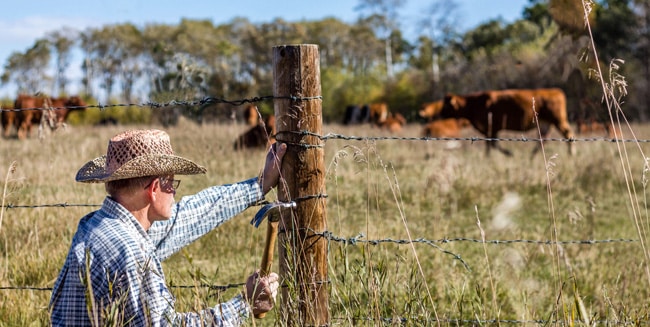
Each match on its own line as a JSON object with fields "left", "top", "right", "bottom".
{"left": 50, "top": 177, "right": 264, "bottom": 326}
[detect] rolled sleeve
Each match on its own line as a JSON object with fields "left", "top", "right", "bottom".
{"left": 150, "top": 178, "right": 264, "bottom": 260}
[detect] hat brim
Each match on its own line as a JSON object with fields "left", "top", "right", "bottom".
{"left": 76, "top": 154, "right": 207, "bottom": 183}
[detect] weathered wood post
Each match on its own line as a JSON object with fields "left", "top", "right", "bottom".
{"left": 273, "top": 44, "right": 329, "bottom": 326}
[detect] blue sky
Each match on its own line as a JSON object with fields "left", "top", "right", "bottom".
{"left": 0, "top": 0, "right": 530, "bottom": 97}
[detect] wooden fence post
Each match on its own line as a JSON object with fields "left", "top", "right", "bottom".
{"left": 273, "top": 44, "right": 329, "bottom": 326}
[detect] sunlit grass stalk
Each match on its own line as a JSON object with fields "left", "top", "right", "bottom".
{"left": 475, "top": 206, "right": 499, "bottom": 326}
{"left": 531, "top": 98, "right": 565, "bottom": 323}
{"left": 377, "top": 147, "right": 440, "bottom": 325}
{"left": 582, "top": 0, "right": 650, "bottom": 287}
{"left": 0, "top": 161, "right": 16, "bottom": 282}
{"left": 0, "top": 161, "right": 16, "bottom": 234}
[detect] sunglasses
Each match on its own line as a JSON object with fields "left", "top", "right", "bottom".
{"left": 145, "top": 177, "right": 180, "bottom": 191}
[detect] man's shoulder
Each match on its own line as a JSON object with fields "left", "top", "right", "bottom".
{"left": 73, "top": 211, "right": 141, "bottom": 258}
{"left": 77, "top": 210, "right": 131, "bottom": 238}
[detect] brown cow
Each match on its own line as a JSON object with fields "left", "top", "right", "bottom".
{"left": 14, "top": 94, "right": 87, "bottom": 139}
{"left": 576, "top": 118, "right": 607, "bottom": 136}
{"left": 51, "top": 96, "right": 87, "bottom": 129}
{"left": 577, "top": 118, "right": 623, "bottom": 139}
{"left": 421, "top": 118, "right": 469, "bottom": 138}
{"left": 377, "top": 112, "right": 406, "bottom": 133}
{"left": 14, "top": 94, "right": 51, "bottom": 140}
{"left": 418, "top": 100, "right": 443, "bottom": 122}
{"left": 233, "top": 114, "right": 276, "bottom": 150}
{"left": 243, "top": 104, "right": 260, "bottom": 126}
{"left": 368, "top": 102, "right": 389, "bottom": 124}
{"left": 439, "top": 88, "right": 574, "bottom": 156}
{"left": 1, "top": 103, "right": 15, "bottom": 138}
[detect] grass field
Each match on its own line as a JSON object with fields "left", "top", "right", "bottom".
{"left": 1, "top": 118, "right": 649, "bottom": 326}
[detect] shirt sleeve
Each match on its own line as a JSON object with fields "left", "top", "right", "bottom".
{"left": 168, "top": 293, "right": 252, "bottom": 327}
{"left": 148, "top": 177, "right": 263, "bottom": 261}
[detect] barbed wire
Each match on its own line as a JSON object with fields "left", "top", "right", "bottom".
{"left": 331, "top": 316, "right": 649, "bottom": 326}
{"left": 3, "top": 284, "right": 646, "bottom": 325}
{"left": 0, "top": 282, "right": 245, "bottom": 292}
{"left": 281, "top": 130, "right": 650, "bottom": 144}
{"left": 1, "top": 95, "right": 645, "bottom": 143}
{"left": 0, "top": 95, "right": 322, "bottom": 112}
{"left": 0, "top": 196, "right": 328, "bottom": 209}
{"left": 0, "top": 232, "right": 634, "bottom": 293}
{"left": 314, "top": 231, "right": 638, "bottom": 246}
{"left": 0, "top": 201, "right": 636, "bottom": 248}
{"left": 1, "top": 203, "right": 101, "bottom": 209}
{"left": 2, "top": 94, "right": 646, "bottom": 320}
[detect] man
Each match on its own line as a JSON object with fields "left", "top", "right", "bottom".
{"left": 49, "top": 129, "right": 286, "bottom": 326}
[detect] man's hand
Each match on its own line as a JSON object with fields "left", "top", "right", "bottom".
{"left": 243, "top": 270, "right": 280, "bottom": 316}
{"left": 259, "top": 142, "right": 287, "bottom": 194}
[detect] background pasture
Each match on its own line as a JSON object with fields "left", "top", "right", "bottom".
{"left": 1, "top": 118, "right": 649, "bottom": 325}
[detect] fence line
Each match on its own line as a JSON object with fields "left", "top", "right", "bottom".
{"left": 0, "top": 229, "right": 636, "bottom": 292}
{"left": 2, "top": 95, "right": 647, "bottom": 323}
{"left": 1, "top": 96, "right": 644, "bottom": 143}
{"left": 0, "top": 283, "right": 245, "bottom": 292}
{"left": 0, "top": 199, "right": 636, "bottom": 247}
{"left": 0, "top": 95, "right": 321, "bottom": 112}
{"left": 331, "top": 316, "right": 648, "bottom": 326}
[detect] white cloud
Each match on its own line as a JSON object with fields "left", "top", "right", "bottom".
{"left": 1, "top": 16, "right": 93, "bottom": 43}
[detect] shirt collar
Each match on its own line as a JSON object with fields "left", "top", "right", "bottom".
{"left": 101, "top": 196, "right": 153, "bottom": 246}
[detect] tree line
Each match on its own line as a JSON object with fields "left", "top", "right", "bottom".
{"left": 1, "top": 0, "right": 648, "bottom": 125}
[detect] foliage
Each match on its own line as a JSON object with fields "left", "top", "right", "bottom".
{"left": 2, "top": 1, "right": 649, "bottom": 123}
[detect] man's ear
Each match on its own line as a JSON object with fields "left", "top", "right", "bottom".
{"left": 145, "top": 178, "right": 159, "bottom": 200}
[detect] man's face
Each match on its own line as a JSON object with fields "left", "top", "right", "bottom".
{"left": 151, "top": 175, "right": 179, "bottom": 220}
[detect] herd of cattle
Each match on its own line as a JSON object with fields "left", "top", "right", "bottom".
{"left": 1, "top": 89, "right": 619, "bottom": 156}
{"left": 1, "top": 94, "right": 87, "bottom": 140}
{"left": 345, "top": 88, "right": 619, "bottom": 156}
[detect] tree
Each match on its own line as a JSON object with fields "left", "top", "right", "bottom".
{"left": 591, "top": 0, "right": 638, "bottom": 63}
{"left": 632, "top": 0, "right": 650, "bottom": 120}
{"left": 47, "top": 28, "right": 78, "bottom": 96}
{"left": 1, "top": 38, "right": 51, "bottom": 93}
{"left": 417, "top": 0, "right": 461, "bottom": 98}
{"left": 355, "top": 0, "right": 406, "bottom": 79}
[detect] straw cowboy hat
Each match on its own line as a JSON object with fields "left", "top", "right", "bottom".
{"left": 76, "top": 129, "right": 206, "bottom": 183}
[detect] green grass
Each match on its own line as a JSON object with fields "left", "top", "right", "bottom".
{"left": 1, "top": 118, "right": 649, "bottom": 326}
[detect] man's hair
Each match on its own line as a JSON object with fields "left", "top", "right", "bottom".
{"left": 105, "top": 175, "right": 157, "bottom": 196}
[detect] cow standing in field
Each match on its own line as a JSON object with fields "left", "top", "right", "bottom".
{"left": 14, "top": 94, "right": 52, "bottom": 140}
{"left": 343, "top": 104, "right": 370, "bottom": 125}
{"left": 1, "top": 103, "right": 15, "bottom": 138}
{"left": 233, "top": 114, "right": 276, "bottom": 150}
{"left": 14, "top": 94, "right": 87, "bottom": 140}
{"left": 377, "top": 112, "right": 406, "bottom": 133}
{"left": 576, "top": 118, "right": 622, "bottom": 139}
{"left": 418, "top": 100, "right": 444, "bottom": 122}
{"left": 368, "top": 102, "right": 389, "bottom": 125}
{"left": 421, "top": 118, "right": 469, "bottom": 138}
{"left": 243, "top": 104, "right": 260, "bottom": 126}
{"left": 439, "top": 88, "right": 574, "bottom": 156}
{"left": 50, "top": 96, "right": 87, "bottom": 130}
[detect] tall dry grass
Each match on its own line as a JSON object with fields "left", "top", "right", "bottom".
{"left": 0, "top": 117, "right": 649, "bottom": 325}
